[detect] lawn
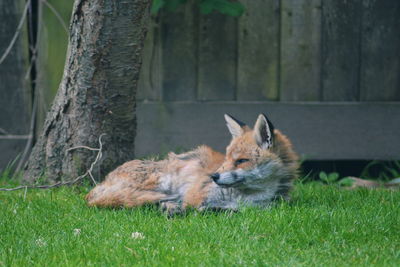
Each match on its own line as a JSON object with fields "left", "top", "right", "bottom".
{"left": 0, "top": 182, "right": 399, "bottom": 266}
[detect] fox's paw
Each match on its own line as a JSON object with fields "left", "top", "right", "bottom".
{"left": 160, "top": 201, "right": 183, "bottom": 217}
{"left": 200, "top": 202, "right": 239, "bottom": 213}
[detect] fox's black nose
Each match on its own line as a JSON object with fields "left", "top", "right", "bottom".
{"left": 210, "top": 173, "right": 220, "bottom": 182}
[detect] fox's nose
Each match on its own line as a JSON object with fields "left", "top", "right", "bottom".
{"left": 210, "top": 173, "right": 220, "bottom": 182}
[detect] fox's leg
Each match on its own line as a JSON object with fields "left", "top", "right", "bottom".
{"left": 181, "top": 176, "right": 210, "bottom": 209}
{"left": 159, "top": 201, "right": 183, "bottom": 216}
{"left": 200, "top": 200, "right": 239, "bottom": 212}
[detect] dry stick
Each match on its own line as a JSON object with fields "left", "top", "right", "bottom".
{"left": 0, "top": 134, "right": 106, "bottom": 192}
{"left": 0, "top": 0, "right": 30, "bottom": 66}
{"left": 66, "top": 134, "right": 107, "bottom": 185}
{"left": 66, "top": 145, "right": 100, "bottom": 152}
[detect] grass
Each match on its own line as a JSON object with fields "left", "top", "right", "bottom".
{"left": 0, "top": 182, "right": 399, "bottom": 266}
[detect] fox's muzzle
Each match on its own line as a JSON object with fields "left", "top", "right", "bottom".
{"left": 210, "top": 173, "right": 220, "bottom": 182}
{"left": 211, "top": 171, "right": 245, "bottom": 187}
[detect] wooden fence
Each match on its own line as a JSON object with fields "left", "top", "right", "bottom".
{"left": 0, "top": 0, "right": 31, "bottom": 169}
{"left": 1, "top": 0, "right": 399, "bottom": 169}
{"left": 135, "top": 0, "right": 400, "bottom": 160}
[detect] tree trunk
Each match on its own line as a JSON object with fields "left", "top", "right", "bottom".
{"left": 23, "top": 0, "right": 151, "bottom": 182}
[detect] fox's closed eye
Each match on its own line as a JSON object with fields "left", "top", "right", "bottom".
{"left": 235, "top": 158, "right": 249, "bottom": 166}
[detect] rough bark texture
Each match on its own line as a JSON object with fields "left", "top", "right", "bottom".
{"left": 23, "top": 0, "right": 151, "bottom": 182}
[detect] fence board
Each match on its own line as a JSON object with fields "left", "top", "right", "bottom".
{"left": 161, "top": 3, "right": 197, "bottom": 101}
{"left": 198, "top": 12, "right": 237, "bottom": 100}
{"left": 360, "top": 0, "right": 400, "bottom": 101}
{"left": 321, "top": 0, "right": 361, "bottom": 101}
{"left": 137, "top": 16, "right": 162, "bottom": 101}
{"left": 136, "top": 102, "right": 400, "bottom": 160}
{"left": 237, "top": 0, "right": 280, "bottom": 101}
{"left": 0, "top": 0, "right": 30, "bottom": 169}
{"left": 280, "top": 0, "right": 322, "bottom": 101}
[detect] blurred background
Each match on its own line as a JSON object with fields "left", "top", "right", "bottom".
{"left": 1, "top": 0, "right": 399, "bottom": 179}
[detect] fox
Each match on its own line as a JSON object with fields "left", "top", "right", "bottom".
{"left": 86, "top": 114, "right": 299, "bottom": 214}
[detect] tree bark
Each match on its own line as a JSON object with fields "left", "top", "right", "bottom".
{"left": 23, "top": 0, "right": 151, "bottom": 182}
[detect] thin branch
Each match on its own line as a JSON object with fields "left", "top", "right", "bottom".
{"left": 0, "top": 175, "right": 85, "bottom": 192}
{"left": 41, "top": 0, "right": 69, "bottom": 34}
{"left": 0, "top": 0, "right": 31, "bottom": 66}
{"left": 66, "top": 146, "right": 100, "bottom": 152}
{"left": 66, "top": 133, "right": 107, "bottom": 185}
{"left": 0, "top": 134, "right": 106, "bottom": 192}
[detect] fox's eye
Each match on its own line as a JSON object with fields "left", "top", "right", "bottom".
{"left": 235, "top": 158, "right": 249, "bottom": 166}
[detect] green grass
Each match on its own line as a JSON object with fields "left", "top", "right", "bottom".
{"left": 0, "top": 182, "right": 399, "bottom": 266}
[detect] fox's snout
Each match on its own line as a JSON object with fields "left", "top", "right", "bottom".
{"left": 210, "top": 173, "right": 220, "bottom": 182}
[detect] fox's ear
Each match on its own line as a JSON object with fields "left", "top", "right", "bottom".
{"left": 253, "top": 114, "right": 274, "bottom": 149}
{"left": 224, "top": 114, "right": 246, "bottom": 138}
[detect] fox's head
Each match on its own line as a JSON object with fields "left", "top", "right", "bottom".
{"left": 211, "top": 114, "right": 292, "bottom": 191}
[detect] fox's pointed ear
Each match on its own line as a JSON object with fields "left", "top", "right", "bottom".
{"left": 253, "top": 114, "right": 274, "bottom": 149}
{"left": 224, "top": 114, "right": 246, "bottom": 138}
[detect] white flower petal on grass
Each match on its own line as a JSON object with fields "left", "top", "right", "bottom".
{"left": 73, "top": 228, "right": 81, "bottom": 236}
{"left": 35, "top": 238, "right": 47, "bottom": 247}
{"left": 131, "top": 232, "right": 145, "bottom": 239}
{"left": 12, "top": 209, "right": 17, "bottom": 215}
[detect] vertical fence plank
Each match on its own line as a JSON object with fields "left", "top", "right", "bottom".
{"left": 280, "top": 0, "right": 322, "bottom": 101}
{"left": 360, "top": 0, "right": 400, "bottom": 101}
{"left": 137, "top": 16, "right": 162, "bottom": 101}
{"left": 198, "top": 12, "right": 237, "bottom": 101}
{"left": 161, "top": 2, "right": 197, "bottom": 101}
{"left": 237, "top": 0, "right": 280, "bottom": 101}
{"left": 0, "top": 0, "right": 30, "bottom": 168}
{"left": 321, "top": 0, "right": 362, "bottom": 101}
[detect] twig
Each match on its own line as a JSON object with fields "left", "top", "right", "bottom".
{"left": 41, "top": 0, "right": 69, "bottom": 34}
{"left": 67, "top": 134, "right": 106, "bottom": 185}
{"left": 0, "top": 0, "right": 31, "bottom": 66}
{"left": 0, "top": 134, "right": 106, "bottom": 192}
{"left": 66, "top": 145, "right": 100, "bottom": 152}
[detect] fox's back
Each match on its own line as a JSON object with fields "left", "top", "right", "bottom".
{"left": 86, "top": 146, "right": 224, "bottom": 207}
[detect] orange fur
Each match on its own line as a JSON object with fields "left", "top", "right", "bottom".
{"left": 86, "top": 146, "right": 224, "bottom": 209}
{"left": 86, "top": 114, "right": 299, "bottom": 214}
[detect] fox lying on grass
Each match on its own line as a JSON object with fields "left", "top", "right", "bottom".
{"left": 86, "top": 114, "right": 299, "bottom": 214}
